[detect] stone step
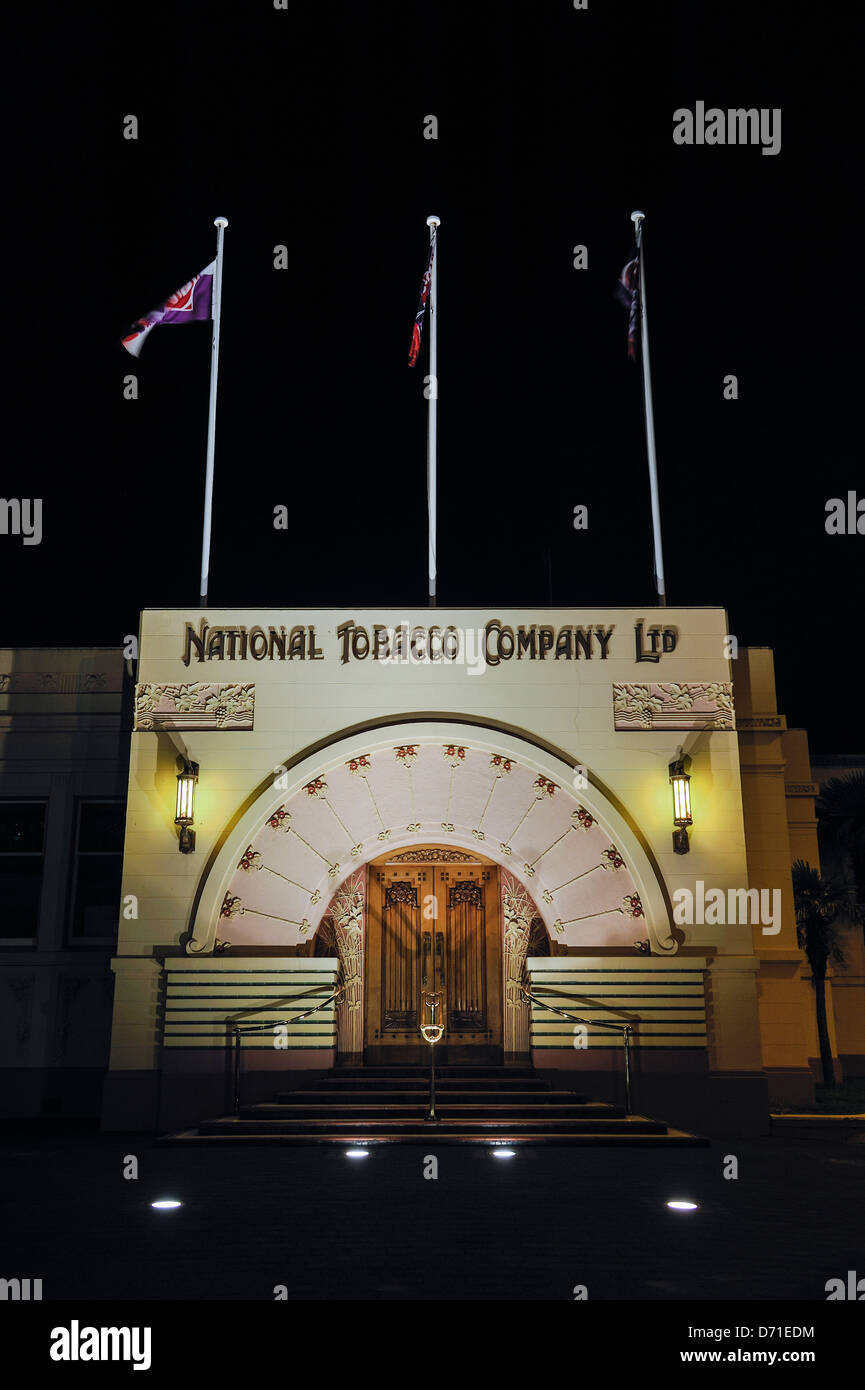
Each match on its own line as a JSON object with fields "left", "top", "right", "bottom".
{"left": 249, "top": 1102, "right": 624, "bottom": 1120}
{"left": 331, "top": 1066, "right": 537, "bottom": 1079}
{"left": 158, "top": 1063, "right": 706, "bottom": 1148}
{"left": 311, "top": 1076, "right": 554, "bottom": 1091}
{"left": 200, "top": 1114, "right": 667, "bottom": 1135}
{"left": 165, "top": 1125, "right": 707, "bottom": 1147}
{"left": 277, "top": 1089, "right": 591, "bottom": 1104}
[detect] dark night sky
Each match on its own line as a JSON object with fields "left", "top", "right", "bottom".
{"left": 6, "top": 1, "right": 862, "bottom": 749}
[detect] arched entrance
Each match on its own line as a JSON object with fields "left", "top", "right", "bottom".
{"left": 365, "top": 845, "right": 502, "bottom": 1064}
{"left": 310, "top": 853, "right": 551, "bottom": 1067}
{"left": 184, "top": 721, "right": 675, "bottom": 1075}
{"left": 186, "top": 721, "right": 673, "bottom": 960}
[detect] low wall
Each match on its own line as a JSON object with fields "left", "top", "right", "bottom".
{"left": 526, "top": 955, "right": 769, "bottom": 1135}
{"left": 102, "top": 956, "right": 339, "bottom": 1131}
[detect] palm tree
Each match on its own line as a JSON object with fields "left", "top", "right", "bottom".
{"left": 791, "top": 860, "right": 853, "bottom": 1088}
{"left": 816, "top": 771, "right": 865, "bottom": 922}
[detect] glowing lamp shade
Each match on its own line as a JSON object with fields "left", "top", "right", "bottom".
{"left": 669, "top": 759, "right": 692, "bottom": 854}
{"left": 174, "top": 759, "right": 199, "bottom": 854}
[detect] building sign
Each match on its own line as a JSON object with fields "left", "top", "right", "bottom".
{"left": 180, "top": 617, "right": 681, "bottom": 667}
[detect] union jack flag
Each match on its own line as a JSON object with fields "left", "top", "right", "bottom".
{"left": 616, "top": 249, "right": 640, "bottom": 360}
{"left": 408, "top": 231, "right": 436, "bottom": 367}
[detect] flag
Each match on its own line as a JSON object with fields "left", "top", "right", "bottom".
{"left": 616, "top": 249, "right": 640, "bottom": 360}
{"left": 121, "top": 262, "right": 216, "bottom": 356}
{"left": 408, "top": 233, "right": 436, "bottom": 367}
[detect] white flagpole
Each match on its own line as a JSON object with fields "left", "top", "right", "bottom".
{"left": 199, "top": 215, "right": 229, "bottom": 606}
{"left": 631, "top": 209, "right": 667, "bottom": 607}
{"left": 426, "top": 214, "right": 440, "bottom": 607}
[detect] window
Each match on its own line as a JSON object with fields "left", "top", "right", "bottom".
{"left": 68, "top": 800, "right": 125, "bottom": 942}
{"left": 0, "top": 801, "right": 47, "bottom": 939}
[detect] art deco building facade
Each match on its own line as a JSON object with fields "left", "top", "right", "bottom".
{"left": 1, "top": 613, "right": 862, "bottom": 1135}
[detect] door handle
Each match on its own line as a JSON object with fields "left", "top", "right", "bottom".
{"left": 422, "top": 931, "right": 431, "bottom": 987}
{"left": 435, "top": 931, "right": 445, "bottom": 989}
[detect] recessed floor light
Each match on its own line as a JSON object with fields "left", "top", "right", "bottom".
{"left": 666, "top": 1199, "right": 699, "bottom": 1211}
{"left": 492, "top": 1149, "right": 517, "bottom": 1158}
{"left": 345, "top": 1149, "right": 370, "bottom": 1159}
{"left": 150, "top": 1199, "right": 182, "bottom": 1209}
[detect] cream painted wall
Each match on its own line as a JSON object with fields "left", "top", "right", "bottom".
{"left": 118, "top": 607, "right": 750, "bottom": 963}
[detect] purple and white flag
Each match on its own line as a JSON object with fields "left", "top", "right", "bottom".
{"left": 615, "top": 249, "right": 640, "bottom": 361}
{"left": 408, "top": 233, "right": 435, "bottom": 368}
{"left": 121, "top": 261, "right": 215, "bottom": 356}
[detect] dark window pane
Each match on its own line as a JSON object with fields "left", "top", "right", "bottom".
{"left": 0, "top": 803, "right": 45, "bottom": 855}
{"left": 78, "top": 802, "right": 125, "bottom": 853}
{"left": 0, "top": 859, "right": 42, "bottom": 936}
{"left": 72, "top": 854, "right": 122, "bottom": 938}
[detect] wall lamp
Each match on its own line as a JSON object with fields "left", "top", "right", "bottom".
{"left": 669, "top": 758, "right": 692, "bottom": 854}
{"left": 175, "top": 759, "right": 199, "bottom": 853}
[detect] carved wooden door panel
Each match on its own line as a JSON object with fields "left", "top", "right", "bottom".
{"left": 438, "top": 864, "right": 501, "bottom": 1051}
{"left": 365, "top": 864, "right": 429, "bottom": 1055}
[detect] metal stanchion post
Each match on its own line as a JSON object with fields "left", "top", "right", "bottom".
{"left": 420, "top": 991, "right": 444, "bottom": 1122}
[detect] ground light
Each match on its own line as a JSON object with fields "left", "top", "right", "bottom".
{"left": 491, "top": 1149, "right": 517, "bottom": 1159}
{"left": 345, "top": 1149, "right": 370, "bottom": 1159}
{"left": 150, "top": 1200, "right": 182, "bottom": 1209}
{"left": 666, "top": 1199, "right": 699, "bottom": 1211}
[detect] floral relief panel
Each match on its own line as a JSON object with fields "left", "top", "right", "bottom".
{"left": 134, "top": 682, "right": 255, "bottom": 731}
{"left": 612, "top": 682, "right": 734, "bottom": 731}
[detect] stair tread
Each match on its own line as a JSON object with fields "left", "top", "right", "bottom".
{"left": 316, "top": 1074, "right": 547, "bottom": 1081}
{"left": 312, "top": 1082, "right": 554, "bottom": 1091}
{"left": 252, "top": 1103, "right": 622, "bottom": 1113}
{"left": 335, "top": 1067, "right": 539, "bottom": 1078}
{"left": 279, "top": 1091, "right": 588, "bottom": 1101}
{"left": 163, "top": 1128, "right": 706, "bottom": 1146}
{"left": 201, "top": 1117, "right": 665, "bottom": 1132}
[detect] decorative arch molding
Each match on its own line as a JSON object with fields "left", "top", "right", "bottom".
{"left": 186, "top": 718, "right": 676, "bottom": 957}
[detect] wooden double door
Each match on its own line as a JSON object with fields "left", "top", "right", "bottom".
{"left": 365, "top": 855, "right": 502, "bottom": 1064}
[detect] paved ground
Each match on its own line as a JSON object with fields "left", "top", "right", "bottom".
{"left": 2, "top": 1127, "right": 863, "bottom": 1301}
